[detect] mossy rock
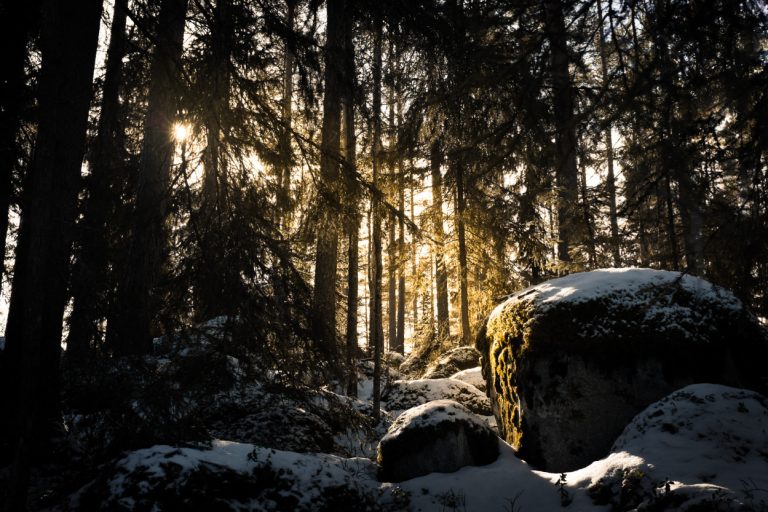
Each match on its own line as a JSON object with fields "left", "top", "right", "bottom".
{"left": 476, "top": 268, "right": 768, "bottom": 471}
{"left": 422, "top": 346, "right": 481, "bottom": 379}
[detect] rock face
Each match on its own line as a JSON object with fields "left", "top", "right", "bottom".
{"left": 477, "top": 268, "right": 768, "bottom": 472}
{"left": 377, "top": 400, "right": 499, "bottom": 482}
{"left": 422, "top": 346, "right": 481, "bottom": 379}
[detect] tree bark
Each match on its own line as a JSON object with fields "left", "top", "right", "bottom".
{"left": 312, "top": 0, "right": 344, "bottom": 367}
{"left": 431, "top": 137, "right": 449, "bottom": 339}
{"left": 277, "top": 0, "right": 296, "bottom": 229}
{"left": 197, "top": 0, "right": 232, "bottom": 320}
{"left": 455, "top": 160, "right": 471, "bottom": 344}
{"left": 342, "top": 4, "right": 359, "bottom": 397}
{"left": 395, "top": 99, "right": 405, "bottom": 354}
{"left": 544, "top": 0, "right": 580, "bottom": 265}
{"left": 386, "top": 42, "right": 397, "bottom": 353}
{"left": 68, "top": 0, "right": 128, "bottom": 359}
{"left": 597, "top": 0, "right": 620, "bottom": 267}
{"left": 2, "top": 0, "right": 103, "bottom": 506}
{"left": 0, "top": 0, "right": 38, "bottom": 297}
{"left": 107, "top": 0, "right": 188, "bottom": 355}
{"left": 370, "top": 8, "right": 384, "bottom": 421}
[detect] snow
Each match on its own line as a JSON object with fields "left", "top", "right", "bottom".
{"left": 449, "top": 366, "right": 485, "bottom": 391}
{"left": 610, "top": 384, "right": 768, "bottom": 496}
{"left": 382, "top": 400, "right": 488, "bottom": 441}
{"left": 82, "top": 380, "right": 768, "bottom": 511}
{"left": 493, "top": 268, "right": 742, "bottom": 315}
{"left": 383, "top": 378, "right": 491, "bottom": 416}
{"left": 489, "top": 268, "right": 748, "bottom": 342}
{"left": 401, "top": 383, "right": 768, "bottom": 511}
{"left": 100, "top": 440, "right": 389, "bottom": 511}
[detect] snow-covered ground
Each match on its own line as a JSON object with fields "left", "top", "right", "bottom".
{"left": 76, "top": 378, "right": 768, "bottom": 511}
{"left": 58, "top": 269, "right": 768, "bottom": 510}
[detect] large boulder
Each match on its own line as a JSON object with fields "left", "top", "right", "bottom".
{"left": 376, "top": 400, "right": 499, "bottom": 482}
{"left": 422, "top": 346, "right": 482, "bottom": 379}
{"left": 582, "top": 384, "right": 768, "bottom": 511}
{"left": 477, "top": 268, "right": 768, "bottom": 472}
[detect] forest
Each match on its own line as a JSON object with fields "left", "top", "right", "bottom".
{"left": 0, "top": 0, "right": 767, "bottom": 510}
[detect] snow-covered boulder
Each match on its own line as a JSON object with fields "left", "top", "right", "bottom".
{"left": 422, "top": 346, "right": 481, "bottom": 379}
{"left": 576, "top": 383, "right": 768, "bottom": 511}
{"left": 478, "top": 268, "right": 768, "bottom": 471}
{"left": 450, "top": 367, "right": 486, "bottom": 392}
{"left": 377, "top": 400, "right": 499, "bottom": 482}
{"left": 382, "top": 378, "right": 491, "bottom": 415}
{"left": 73, "top": 441, "right": 408, "bottom": 511}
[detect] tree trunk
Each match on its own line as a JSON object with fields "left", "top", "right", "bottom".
{"left": 67, "top": 0, "right": 128, "bottom": 359}
{"left": 277, "top": 0, "right": 296, "bottom": 229}
{"left": 395, "top": 106, "right": 405, "bottom": 354}
{"left": 107, "top": 0, "right": 188, "bottom": 355}
{"left": 455, "top": 160, "right": 471, "bottom": 344}
{"left": 596, "top": 0, "right": 621, "bottom": 267}
{"left": 197, "top": 0, "right": 232, "bottom": 320}
{"left": 544, "top": 0, "right": 580, "bottom": 265}
{"left": 579, "top": 163, "right": 597, "bottom": 267}
{"left": 0, "top": 0, "right": 38, "bottom": 297}
{"left": 386, "top": 43, "right": 397, "bottom": 353}
{"left": 312, "top": 0, "right": 344, "bottom": 369}
{"left": 431, "top": 137, "right": 449, "bottom": 339}
{"left": 342, "top": 5, "right": 358, "bottom": 397}
{"left": 2, "top": 0, "right": 102, "bottom": 507}
{"left": 370, "top": 8, "right": 384, "bottom": 422}
{"left": 410, "top": 179, "right": 418, "bottom": 331}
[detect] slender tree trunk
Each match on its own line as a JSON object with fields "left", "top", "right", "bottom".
{"left": 312, "top": 0, "right": 345, "bottom": 367}
{"left": 664, "top": 172, "right": 680, "bottom": 270}
{"left": 2, "top": 1, "right": 102, "bottom": 507}
{"left": 342, "top": 6, "right": 359, "bottom": 397}
{"left": 370, "top": 8, "right": 384, "bottom": 421}
{"left": 596, "top": 0, "right": 621, "bottom": 267}
{"left": 277, "top": 0, "right": 296, "bottom": 228}
{"left": 395, "top": 107, "right": 405, "bottom": 354}
{"left": 107, "top": 0, "right": 188, "bottom": 355}
{"left": 386, "top": 45, "right": 397, "bottom": 353}
{"left": 544, "top": 0, "right": 580, "bottom": 265}
{"left": 68, "top": 0, "right": 128, "bottom": 358}
{"left": 455, "top": 160, "right": 471, "bottom": 344}
{"left": 197, "top": 0, "right": 232, "bottom": 320}
{"left": 431, "top": 138, "right": 449, "bottom": 339}
{"left": 410, "top": 180, "right": 417, "bottom": 331}
{"left": 579, "top": 164, "right": 597, "bottom": 267}
{"left": 676, "top": 170, "right": 704, "bottom": 275}
{"left": 0, "top": 0, "right": 38, "bottom": 296}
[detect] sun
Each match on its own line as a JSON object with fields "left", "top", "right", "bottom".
{"left": 173, "top": 122, "right": 190, "bottom": 142}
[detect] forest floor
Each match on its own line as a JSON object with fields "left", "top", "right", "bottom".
{"left": 48, "top": 336, "right": 768, "bottom": 512}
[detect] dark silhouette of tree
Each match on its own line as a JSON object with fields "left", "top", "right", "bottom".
{"left": 2, "top": 0, "right": 103, "bottom": 507}
{"left": 108, "top": 0, "right": 189, "bottom": 355}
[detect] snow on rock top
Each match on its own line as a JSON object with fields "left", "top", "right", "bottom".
{"left": 382, "top": 399, "right": 489, "bottom": 442}
{"left": 450, "top": 367, "right": 485, "bottom": 392}
{"left": 612, "top": 383, "right": 768, "bottom": 485}
{"left": 487, "top": 268, "right": 751, "bottom": 344}
{"left": 78, "top": 440, "right": 407, "bottom": 511}
{"left": 382, "top": 378, "right": 491, "bottom": 416}
{"left": 495, "top": 268, "right": 742, "bottom": 313}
